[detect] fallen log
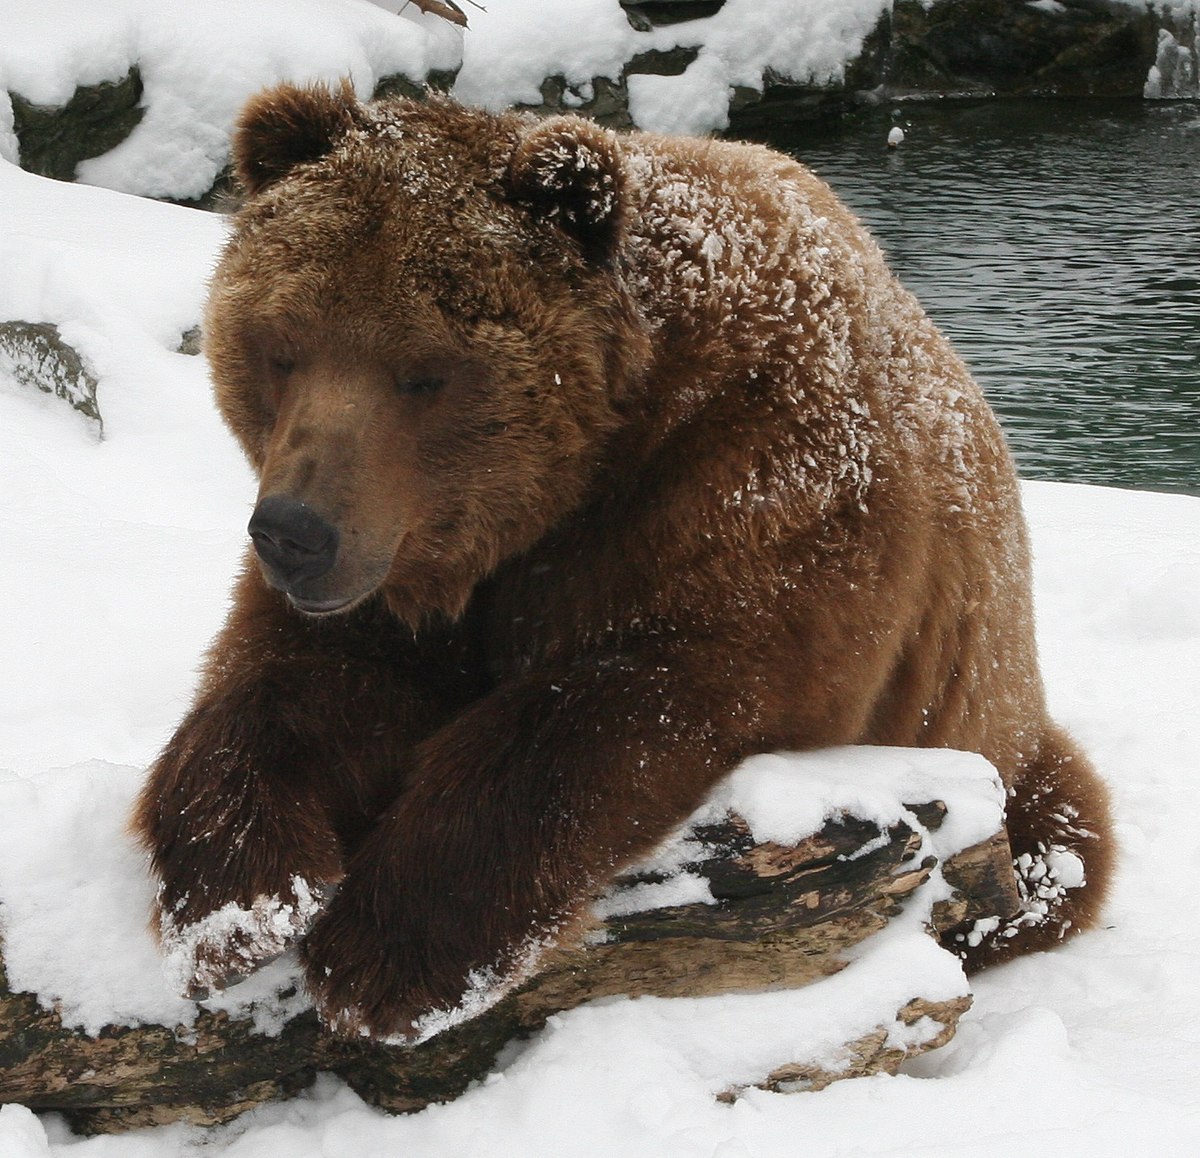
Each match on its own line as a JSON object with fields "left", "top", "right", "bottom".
{"left": 0, "top": 753, "right": 1019, "bottom": 1133}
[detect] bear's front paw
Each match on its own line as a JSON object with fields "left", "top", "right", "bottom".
{"left": 300, "top": 893, "right": 428, "bottom": 1041}
{"left": 301, "top": 885, "right": 544, "bottom": 1043}
{"left": 158, "top": 875, "right": 327, "bottom": 1000}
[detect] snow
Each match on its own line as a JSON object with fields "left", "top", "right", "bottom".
{"left": 1, "top": 0, "right": 1199, "bottom": 1153}
{"left": 0, "top": 0, "right": 459, "bottom": 200}
{"left": 0, "top": 163, "right": 244, "bottom": 777}
{"left": 2, "top": 1, "right": 1189, "bottom": 202}
{"left": 0, "top": 0, "right": 891, "bottom": 153}
{"left": 158, "top": 875, "right": 324, "bottom": 1007}
{"left": 457, "top": 0, "right": 890, "bottom": 136}
{"left": 1, "top": 155, "right": 1198, "bottom": 1158}
{"left": 701, "top": 747, "right": 1002, "bottom": 856}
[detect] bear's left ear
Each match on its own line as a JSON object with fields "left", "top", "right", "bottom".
{"left": 506, "top": 117, "right": 626, "bottom": 262}
{"left": 233, "top": 80, "right": 363, "bottom": 196}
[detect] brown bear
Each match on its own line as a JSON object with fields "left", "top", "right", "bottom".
{"left": 133, "top": 81, "right": 1114, "bottom": 1040}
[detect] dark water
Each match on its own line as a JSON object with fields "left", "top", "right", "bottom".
{"left": 776, "top": 99, "right": 1200, "bottom": 494}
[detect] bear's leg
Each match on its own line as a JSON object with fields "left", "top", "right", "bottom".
{"left": 952, "top": 722, "right": 1115, "bottom": 969}
{"left": 137, "top": 716, "right": 342, "bottom": 999}
{"left": 133, "top": 562, "right": 467, "bottom": 998}
{"left": 300, "top": 643, "right": 766, "bottom": 1040}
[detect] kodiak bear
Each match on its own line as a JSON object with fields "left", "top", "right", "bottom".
{"left": 133, "top": 81, "right": 1113, "bottom": 1040}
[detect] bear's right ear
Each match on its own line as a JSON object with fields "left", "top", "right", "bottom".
{"left": 233, "top": 80, "right": 362, "bottom": 196}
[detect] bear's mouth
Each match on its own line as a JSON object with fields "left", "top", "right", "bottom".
{"left": 287, "top": 593, "right": 360, "bottom": 617}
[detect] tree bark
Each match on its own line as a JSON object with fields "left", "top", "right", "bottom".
{"left": 0, "top": 801, "right": 1018, "bottom": 1133}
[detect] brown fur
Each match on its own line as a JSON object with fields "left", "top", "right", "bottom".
{"left": 133, "top": 84, "right": 1113, "bottom": 1038}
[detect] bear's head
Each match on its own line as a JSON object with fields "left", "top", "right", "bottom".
{"left": 205, "top": 82, "right": 650, "bottom": 625}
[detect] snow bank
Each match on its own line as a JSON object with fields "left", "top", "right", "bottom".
{"left": 0, "top": 0, "right": 459, "bottom": 200}
{"left": 5, "top": 0, "right": 1184, "bottom": 203}
{"left": 0, "top": 762, "right": 312, "bottom": 1036}
{"left": 453, "top": 0, "right": 888, "bottom": 136}
{"left": 0, "top": 161, "right": 249, "bottom": 776}
{"left": 0, "top": 0, "right": 892, "bottom": 198}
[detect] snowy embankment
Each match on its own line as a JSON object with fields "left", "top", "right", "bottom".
{"left": 0, "top": 0, "right": 462, "bottom": 200}
{"left": 4, "top": 0, "right": 1190, "bottom": 208}
{"left": 451, "top": 0, "right": 891, "bottom": 134}
{"left": 0, "top": 0, "right": 890, "bottom": 199}
{"left": 1, "top": 140, "right": 1199, "bottom": 1153}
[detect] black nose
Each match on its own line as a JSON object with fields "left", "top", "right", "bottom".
{"left": 248, "top": 496, "right": 339, "bottom": 588}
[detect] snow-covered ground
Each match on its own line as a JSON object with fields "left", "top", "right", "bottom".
{"left": 1, "top": 1, "right": 1199, "bottom": 1154}
{"left": 2, "top": 137, "right": 1199, "bottom": 1158}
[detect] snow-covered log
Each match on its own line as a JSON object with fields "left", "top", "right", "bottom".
{"left": 0, "top": 753, "right": 1017, "bottom": 1134}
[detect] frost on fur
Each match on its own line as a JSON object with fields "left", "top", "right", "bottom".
{"left": 507, "top": 116, "right": 625, "bottom": 257}
{"left": 318, "top": 929, "right": 559, "bottom": 1046}
{"left": 404, "top": 932, "right": 557, "bottom": 1045}
{"left": 159, "top": 875, "right": 323, "bottom": 999}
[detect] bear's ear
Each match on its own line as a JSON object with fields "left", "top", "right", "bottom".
{"left": 233, "top": 80, "right": 362, "bottom": 196}
{"left": 507, "top": 116, "right": 626, "bottom": 262}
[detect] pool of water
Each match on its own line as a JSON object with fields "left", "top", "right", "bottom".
{"left": 774, "top": 99, "right": 1200, "bottom": 494}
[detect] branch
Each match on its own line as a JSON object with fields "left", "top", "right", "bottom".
{"left": 403, "top": 1, "right": 470, "bottom": 29}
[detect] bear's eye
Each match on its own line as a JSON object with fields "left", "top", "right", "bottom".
{"left": 398, "top": 375, "right": 444, "bottom": 397}
{"left": 267, "top": 353, "right": 295, "bottom": 378}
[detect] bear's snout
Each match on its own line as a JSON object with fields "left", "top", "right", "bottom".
{"left": 249, "top": 495, "right": 340, "bottom": 606}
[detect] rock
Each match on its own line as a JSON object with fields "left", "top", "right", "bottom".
{"left": 726, "top": 0, "right": 1164, "bottom": 135}
{"left": 177, "top": 326, "right": 203, "bottom": 356}
{"left": 880, "top": 0, "right": 1162, "bottom": 100}
{"left": 514, "top": 48, "right": 698, "bottom": 129}
{"left": 372, "top": 68, "right": 461, "bottom": 103}
{"left": 621, "top": 1, "right": 728, "bottom": 32}
{"left": 4, "top": 66, "right": 444, "bottom": 205}
{"left": 522, "top": 73, "right": 634, "bottom": 127}
{"left": 0, "top": 321, "right": 102, "bottom": 432}
{"left": 1145, "top": 7, "right": 1200, "bottom": 98}
{"left": 9, "top": 68, "right": 144, "bottom": 183}
{"left": 517, "top": 0, "right": 1170, "bottom": 137}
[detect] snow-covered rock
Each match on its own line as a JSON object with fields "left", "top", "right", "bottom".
{"left": 1, "top": 1, "right": 1182, "bottom": 204}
